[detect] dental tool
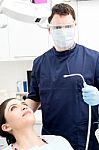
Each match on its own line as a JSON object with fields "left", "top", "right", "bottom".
{"left": 63, "top": 73, "right": 91, "bottom": 150}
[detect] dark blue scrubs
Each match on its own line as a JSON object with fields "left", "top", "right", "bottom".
{"left": 28, "top": 44, "right": 99, "bottom": 150}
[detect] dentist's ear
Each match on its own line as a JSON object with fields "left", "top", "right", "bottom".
{"left": 1, "top": 123, "right": 12, "bottom": 133}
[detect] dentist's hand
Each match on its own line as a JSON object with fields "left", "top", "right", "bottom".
{"left": 82, "top": 84, "right": 99, "bottom": 106}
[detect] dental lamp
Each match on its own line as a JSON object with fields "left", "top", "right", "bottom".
{"left": 0, "top": 0, "right": 50, "bottom": 24}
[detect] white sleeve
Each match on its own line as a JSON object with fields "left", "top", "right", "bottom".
{"left": 41, "top": 135, "right": 74, "bottom": 150}
{"left": 54, "top": 136, "right": 73, "bottom": 150}
{"left": 57, "top": 136, "right": 74, "bottom": 150}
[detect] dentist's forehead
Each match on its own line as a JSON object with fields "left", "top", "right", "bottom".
{"left": 50, "top": 14, "right": 74, "bottom": 24}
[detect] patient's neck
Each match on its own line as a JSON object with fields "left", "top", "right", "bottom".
{"left": 13, "top": 126, "right": 46, "bottom": 150}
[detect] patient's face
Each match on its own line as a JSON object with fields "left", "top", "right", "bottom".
{"left": 4, "top": 99, "right": 35, "bottom": 130}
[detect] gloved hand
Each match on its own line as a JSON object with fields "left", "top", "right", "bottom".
{"left": 82, "top": 83, "right": 99, "bottom": 106}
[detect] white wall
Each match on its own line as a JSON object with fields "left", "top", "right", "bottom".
{"left": 8, "top": 18, "right": 49, "bottom": 57}
{"left": 77, "top": 0, "right": 99, "bottom": 51}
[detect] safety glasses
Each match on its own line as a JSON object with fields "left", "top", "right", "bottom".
{"left": 48, "top": 24, "right": 74, "bottom": 29}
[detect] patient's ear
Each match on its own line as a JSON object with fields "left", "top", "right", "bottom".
{"left": 1, "top": 123, "right": 12, "bottom": 133}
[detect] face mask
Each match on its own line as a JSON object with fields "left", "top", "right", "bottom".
{"left": 51, "top": 27, "right": 75, "bottom": 50}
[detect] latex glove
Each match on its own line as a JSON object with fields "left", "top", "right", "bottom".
{"left": 82, "top": 84, "right": 99, "bottom": 106}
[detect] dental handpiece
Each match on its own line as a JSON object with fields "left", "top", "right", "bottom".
{"left": 63, "top": 73, "right": 87, "bottom": 86}
{"left": 63, "top": 73, "right": 91, "bottom": 150}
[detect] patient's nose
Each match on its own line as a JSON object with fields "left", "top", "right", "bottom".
{"left": 22, "top": 105, "right": 27, "bottom": 110}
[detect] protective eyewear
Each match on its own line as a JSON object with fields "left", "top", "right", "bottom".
{"left": 48, "top": 24, "right": 74, "bottom": 29}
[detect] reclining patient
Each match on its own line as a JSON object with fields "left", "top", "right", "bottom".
{"left": 0, "top": 98, "right": 74, "bottom": 150}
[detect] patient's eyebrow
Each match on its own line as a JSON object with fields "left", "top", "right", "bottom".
{"left": 21, "top": 101, "right": 28, "bottom": 106}
{"left": 8, "top": 101, "right": 28, "bottom": 111}
{"left": 8, "top": 103, "right": 17, "bottom": 111}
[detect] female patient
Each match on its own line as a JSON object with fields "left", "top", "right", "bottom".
{"left": 0, "top": 98, "right": 73, "bottom": 150}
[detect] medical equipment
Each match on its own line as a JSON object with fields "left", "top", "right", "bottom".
{"left": 0, "top": 0, "right": 50, "bottom": 24}
{"left": 63, "top": 74, "right": 91, "bottom": 150}
{"left": 95, "top": 128, "right": 99, "bottom": 143}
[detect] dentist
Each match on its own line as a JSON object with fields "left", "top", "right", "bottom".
{"left": 26, "top": 3, "right": 99, "bottom": 150}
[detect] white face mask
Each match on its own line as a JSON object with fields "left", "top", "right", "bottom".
{"left": 51, "top": 27, "right": 75, "bottom": 50}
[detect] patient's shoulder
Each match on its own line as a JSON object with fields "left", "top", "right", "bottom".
{"left": 41, "top": 135, "right": 74, "bottom": 150}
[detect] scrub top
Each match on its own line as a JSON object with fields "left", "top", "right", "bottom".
{"left": 4, "top": 135, "right": 73, "bottom": 150}
{"left": 28, "top": 44, "right": 99, "bottom": 150}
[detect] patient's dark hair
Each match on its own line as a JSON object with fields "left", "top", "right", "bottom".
{"left": 0, "top": 98, "right": 16, "bottom": 145}
{"left": 48, "top": 3, "right": 76, "bottom": 23}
